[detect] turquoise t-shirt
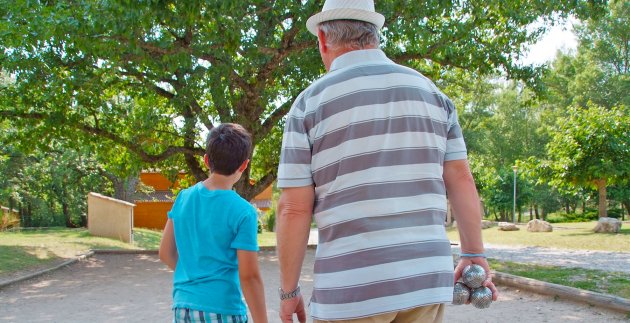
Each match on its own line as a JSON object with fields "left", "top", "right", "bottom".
{"left": 167, "top": 182, "right": 259, "bottom": 314}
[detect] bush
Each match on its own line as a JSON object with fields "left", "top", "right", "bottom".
{"left": 546, "top": 211, "right": 598, "bottom": 223}
{"left": 607, "top": 208, "right": 623, "bottom": 219}
{"left": 264, "top": 209, "right": 276, "bottom": 232}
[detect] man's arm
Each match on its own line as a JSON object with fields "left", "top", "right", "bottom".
{"left": 276, "top": 185, "right": 314, "bottom": 323}
{"left": 443, "top": 159, "right": 498, "bottom": 300}
{"left": 238, "top": 250, "right": 268, "bottom": 323}
{"left": 159, "top": 219, "right": 178, "bottom": 270}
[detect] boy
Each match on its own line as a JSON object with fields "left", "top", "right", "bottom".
{"left": 159, "top": 123, "right": 268, "bottom": 323}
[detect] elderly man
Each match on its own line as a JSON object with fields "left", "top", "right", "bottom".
{"left": 276, "top": 1, "right": 498, "bottom": 322}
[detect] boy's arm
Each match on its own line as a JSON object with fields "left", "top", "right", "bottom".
{"left": 159, "top": 219, "right": 178, "bottom": 270}
{"left": 238, "top": 250, "right": 268, "bottom": 323}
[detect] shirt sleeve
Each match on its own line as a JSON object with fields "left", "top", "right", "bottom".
{"left": 277, "top": 95, "right": 314, "bottom": 188}
{"left": 230, "top": 205, "right": 259, "bottom": 252}
{"left": 444, "top": 97, "right": 468, "bottom": 161}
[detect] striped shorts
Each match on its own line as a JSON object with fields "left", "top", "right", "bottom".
{"left": 173, "top": 308, "right": 248, "bottom": 323}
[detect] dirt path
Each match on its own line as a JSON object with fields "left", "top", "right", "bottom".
{"left": 0, "top": 250, "right": 627, "bottom": 323}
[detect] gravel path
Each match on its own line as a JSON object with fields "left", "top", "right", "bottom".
{"left": 1, "top": 251, "right": 628, "bottom": 323}
{"left": 452, "top": 243, "right": 630, "bottom": 274}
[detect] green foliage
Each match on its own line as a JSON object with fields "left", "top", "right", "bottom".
{"left": 546, "top": 211, "right": 599, "bottom": 223}
{"left": 0, "top": 0, "right": 606, "bottom": 202}
{"left": 545, "top": 105, "right": 630, "bottom": 188}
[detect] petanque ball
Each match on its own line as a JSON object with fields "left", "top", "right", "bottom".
{"left": 462, "top": 264, "right": 486, "bottom": 288}
{"left": 470, "top": 286, "right": 493, "bottom": 309}
{"left": 452, "top": 282, "right": 471, "bottom": 305}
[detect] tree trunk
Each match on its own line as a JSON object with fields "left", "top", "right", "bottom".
{"left": 534, "top": 204, "right": 540, "bottom": 219}
{"left": 622, "top": 200, "right": 629, "bottom": 221}
{"left": 529, "top": 205, "right": 533, "bottom": 221}
{"left": 595, "top": 178, "right": 607, "bottom": 218}
{"left": 63, "top": 200, "right": 74, "bottom": 228}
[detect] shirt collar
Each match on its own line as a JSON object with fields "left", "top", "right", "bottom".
{"left": 329, "top": 49, "right": 393, "bottom": 72}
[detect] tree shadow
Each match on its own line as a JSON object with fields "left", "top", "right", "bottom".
{"left": 0, "top": 245, "right": 61, "bottom": 276}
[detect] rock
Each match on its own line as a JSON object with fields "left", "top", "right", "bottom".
{"left": 498, "top": 222, "right": 520, "bottom": 231}
{"left": 527, "top": 219, "right": 553, "bottom": 232}
{"left": 481, "top": 220, "right": 495, "bottom": 229}
{"left": 593, "top": 217, "right": 622, "bottom": 233}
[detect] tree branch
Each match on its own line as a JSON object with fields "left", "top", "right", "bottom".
{"left": 0, "top": 109, "right": 204, "bottom": 163}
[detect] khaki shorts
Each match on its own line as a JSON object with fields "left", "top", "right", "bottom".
{"left": 313, "top": 304, "right": 444, "bottom": 323}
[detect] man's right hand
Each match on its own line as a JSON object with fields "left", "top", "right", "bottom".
{"left": 280, "top": 294, "right": 306, "bottom": 323}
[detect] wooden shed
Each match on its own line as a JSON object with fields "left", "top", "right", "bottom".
{"left": 133, "top": 172, "right": 273, "bottom": 230}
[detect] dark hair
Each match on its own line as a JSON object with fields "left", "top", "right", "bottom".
{"left": 205, "top": 123, "right": 252, "bottom": 176}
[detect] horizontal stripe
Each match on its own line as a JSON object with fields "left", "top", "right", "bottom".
{"left": 318, "top": 212, "right": 445, "bottom": 244}
{"left": 310, "top": 287, "right": 453, "bottom": 320}
{"left": 314, "top": 179, "right": 445, "bottom": 214}
{"left": 306, "top": 63, "right": 421, "bottom": 100}
{"left": 283, "top": 116, "right": 307, "bottom": 138}
{"left": 313, "top": 255, "right": 454, "bottom": 289}
{"left": 311, "top": 271, "right": 453, "bottom": 305}
{"left": 314, "top": 163, "right": 443, "bottom": 199}
{"left": 279, "top": 147, "right": 311, "bottom": 164}
{"left": 311, "top": 132, "right": 446, "bottom": 173}
{"left": 314, "top": 240, "right": 451, "bottom": 273}
{"left": 447, "top": 123, "right": 463, "bottom": 140}
{"left": 314, "top": 194, "right": 446, "bottom": 228}
{"left": 310, "top": 100, "right": 448, "bottom": 142}
{"left": 445, "top": 150, "right": 467, "bottom": 161}
{"left": 315, "top": 224, "right": 447, "bottom": 258}
{"left": 313, "top": 116, "right": 448, "bottom": 154}
{"left": 304, "top": 86, "right": 445, "bottom": 131}
{"left": 313, "top": 148, "right": 444, "bottom": 188}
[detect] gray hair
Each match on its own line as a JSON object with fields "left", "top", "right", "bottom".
{"left": 318, "top": 20, "right": 380, "bottom": 50}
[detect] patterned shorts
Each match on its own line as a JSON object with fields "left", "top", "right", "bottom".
{"left": 173, "top": 308, "right": 248, "bottom": 323}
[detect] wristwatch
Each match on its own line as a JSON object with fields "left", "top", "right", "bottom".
{"left": 278, "top": 284, "right": 301, "bottom": 300}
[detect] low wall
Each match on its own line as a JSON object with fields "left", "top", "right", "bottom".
{"left": 87, "top": 193, "right": 135, "bottom": 243}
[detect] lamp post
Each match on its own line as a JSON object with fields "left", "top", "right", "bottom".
{"left": 512, "top": 165, "right": 518, "bottom": 224}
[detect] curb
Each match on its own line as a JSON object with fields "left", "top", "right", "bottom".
{"left": 493, "top": 271, "right": 630, "bottom": 314}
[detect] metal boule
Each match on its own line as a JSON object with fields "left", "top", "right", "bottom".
{"left": 462, "top": 264, "right": 486, "bottom": 288}
{"left": 471, "top": 286, "right": 493, "bottom": 309}
{"left": 452, "top": 282, "right": 471, "bottom": 305}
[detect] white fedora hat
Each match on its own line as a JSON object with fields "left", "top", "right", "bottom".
{"left": 306, "top": 0, "right": 385, "bottom": 36}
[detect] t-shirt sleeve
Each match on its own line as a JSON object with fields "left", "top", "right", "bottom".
{"left": 277, "top": 96, "right": 314, "bottom": 188}
{"left": 167, "top": 190, "right": 186, "bottom": 219}
{"left": 230, "top": 205, "right": 259, "bottom": 252}
{"left": 444, "top": 98, "right": 468, "bottom": 161}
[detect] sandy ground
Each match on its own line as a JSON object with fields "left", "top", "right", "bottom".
{"left": 0, "top": 250, "right": 628, "bottom": 323}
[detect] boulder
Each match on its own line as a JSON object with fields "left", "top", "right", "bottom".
{"left": 593, "top": 217, "right": 622, "bottom": 233}
{"left": 481, "top": 220, "right": 495, "bottom": 229}
{"left": 498, "top": 222, "right": 520, "bottom": 231}
{"left": 527, "top": 219, "right": 553, "bottom": 232}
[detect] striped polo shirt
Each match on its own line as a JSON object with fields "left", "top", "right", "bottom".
{"left": 277, "top": 49, "right": 466, "bottom": 320}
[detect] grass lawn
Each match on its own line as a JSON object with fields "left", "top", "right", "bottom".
{"left": 0, "top": 227, "right": 276, "bottom": 277}
{"left": 0, "top": 228, "right": 158, "bottom": 276}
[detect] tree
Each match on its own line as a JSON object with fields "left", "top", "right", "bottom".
{"left": 0, "top": 0, "right": 606, "bottom": 199}
{"left": 545, "top": 105, "right": 630, "bottom": 218}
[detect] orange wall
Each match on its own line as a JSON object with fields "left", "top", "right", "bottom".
{"left": 135, "top": 172, "right": 273, "bottom": 230}
{"left": 139, "top": 173, "right": 174, "bottom": 191}
{"left": 134, "top": 201, "right": 173, "bottom": 230}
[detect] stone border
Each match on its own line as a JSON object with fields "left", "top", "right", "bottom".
{"left": 493, "top": 271, "right": 630, "bottom": 314}
{"left": 2, "top": 249, "right": 629, "bottom": 315}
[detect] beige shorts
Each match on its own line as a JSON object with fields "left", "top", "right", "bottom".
{"left": 313, "top": 304, "right": 444, "bottom": 323}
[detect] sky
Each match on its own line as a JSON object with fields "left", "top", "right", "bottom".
{"left": 520, "top": 19, "right": 578, "bottom": 65}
